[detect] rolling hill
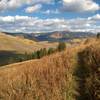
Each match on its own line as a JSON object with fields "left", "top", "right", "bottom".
{"left": 0, "top": 32, "right": 37, "bottom": 52}
{"left": 0, "top": 32, "right": 57, "bottom": 53}
{"left": 4, "top": 32, "right": 38, "bottom": 42}
{"left": 0, "top": 37, "right": 100, "bottom": 100}
{"left": 0, "top": 32, "right": 58, "bottom": 66}
{"left": 0, "top": 43, "right": 79, "bottom": 100}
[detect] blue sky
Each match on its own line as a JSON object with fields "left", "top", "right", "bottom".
{"left": 0, "top": 0, "right": 100, "bottom": 33}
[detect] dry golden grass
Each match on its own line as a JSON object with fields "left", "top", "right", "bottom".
{"left": 0, "top": 44, "right": 80, "bottom": 100}
{"left": 0, "top": 37, "right": 99, "bottom": 100}
{"left": 0, "top": 32, "right": 58, "bottom": 53}
{"left": 76, "top": 38, "right": 100, "bottom": 100}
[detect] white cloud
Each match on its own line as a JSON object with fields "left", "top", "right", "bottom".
{"left": 0, "top": 0, "right": 52, "bottom": 11}
{"left": 0, "top": 14, "right": 100, "bottom": 33}
{"left": 0, "top": 0, "right": 99, "bottom": 13}
{"left": 0, "top": 16, "right": 14, "bottom": 22}
{"left": 88, "top": 14, "right": 100, "bottom": 20}
{"left": 0, "top": 0, "right": 7, "bottom": 10}
{"left": 62, "top": 0, "right": 100, "bottom": 12}
{"left": 42, "top": 9, "right": 59, "bottom": 14}
{"left": 28, "top": 0, "right": 52, "bottom": 4}
{"left": 0, "top": 0, "right": 24, "bottom": 10}
{"left": 25, "top": 4, "right": 42, "bottom": 13}
{"left": 8, "top": 0, "right": 22, "bottom": 9}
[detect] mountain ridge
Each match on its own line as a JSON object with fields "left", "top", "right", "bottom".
{"left": 2, "top": 31, "right": 95, "bottom": 42}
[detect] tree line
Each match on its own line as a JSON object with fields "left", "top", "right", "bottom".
{"left": 8, "top": 42, "right": 66, "bottom": 63}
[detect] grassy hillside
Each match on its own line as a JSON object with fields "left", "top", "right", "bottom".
{"left": 0, "top": 32, "right": 57, "bottom": 53}
{"left": 0, "top": 32, "right": 36, "bottom": 52}
{"left": 0, "top": 41, "right": 83, "bottom": 100}
{"left": 75, "top": 39, "right": 100, "bottom": 100}
{"left": 0, "top": 32, "right": 58, "bottom": 66}
{"left": 0, "top": 38, "right": 100, "bottom": 100}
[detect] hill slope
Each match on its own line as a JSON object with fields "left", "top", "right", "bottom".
{"left": 0, "top": 32, "right": 58, "bottom": 66}
{"left": 0, "top": 48, "right": 76, "bottom": 100}
{"left": 0, "top": 32, "right": 57, "bottom": 53}
{"left": 0, "top": 38, "right": 100, "bottom": 100}
{"left": 4, "top": 32, "right": 38, "bottom": 42}
{"left": 0, "top": 32, "right": 37, "bottom": 52}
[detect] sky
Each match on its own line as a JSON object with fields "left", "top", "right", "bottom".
{"left": 0, "top": 0, "right": 100, "bottom": 33}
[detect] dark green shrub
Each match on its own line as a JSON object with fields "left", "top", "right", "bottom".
{"left": 31, "top": 52, "right": 38, "bottom": 59}
{"left": 57, "top": 42, "right": 66, "bottom": 52}
{"left": 96, "top": 33, "right": 100, "bottom": 39}
{"left": 48, "top": 48, "right": 55, "bottom": 55}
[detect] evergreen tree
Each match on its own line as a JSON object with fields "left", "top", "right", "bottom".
{"left": 36, "top": 50, "right": 41, "bottom": 59}
{"left": 42, "top": 48, "right": 47, "bottom": 56}
{"left": 48, "top": 48, "right": 55, "bottom": 55}
{"left": 97, "top": 33, "right": 100, "bottom": 39}
{"left": 32, "top": 51, "right": 38, "bottom": 59}
{"left": 57, "top": 42, "right": 66, "bottom": 52}
{"left": 17, "top": 56, "right": 25, "bottom": 62}
{"left": 24, "top": 52, "right": 30, "bottom": 60}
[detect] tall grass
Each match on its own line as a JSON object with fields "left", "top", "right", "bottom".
{"left": 0, "top": 50, "right": 76, "bottom": 100}
{"left": 74, "top": 40, "right": 100, "bottom": 100}
{"left": 0, "top": 38, "right": 100, "bottom": 100}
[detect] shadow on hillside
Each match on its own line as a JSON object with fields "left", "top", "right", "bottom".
{"left": 0, "top": 50, "right": 25, "bottom": 66}
{"left": 74, "top": 51, "right": 93, "bottom": 100}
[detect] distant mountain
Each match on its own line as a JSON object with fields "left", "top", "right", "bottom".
{"left": 3, "top": 31, "right": 95, "bottom": 42}
{"left": 34, "top": 31, "right": 95, "bottom": 42}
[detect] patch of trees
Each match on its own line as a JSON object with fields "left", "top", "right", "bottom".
{"left": 96, "top": 32, "right": 100, "bottom": 39}
{"left": 7, "top": 42, "right": 66, "bottom": 64}
{"left": 57, "top": 42, "right": 66, "bottom": 52}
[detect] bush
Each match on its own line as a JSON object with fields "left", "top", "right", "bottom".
{"left": 48, "top": 48, "right": 55, "bottom": 55}
{"left": 32, "top": 48, "right": 47, "bottom": 59}
{"left": 57, "top": 42, "right": 66, "bottom": 52}
{"left": 31, "top": 52, "right": 38, "bottom": 59}
{"left": 96, "top": 33, "right": 100, "bottom": 39}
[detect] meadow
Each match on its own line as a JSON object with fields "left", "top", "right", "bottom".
{"left": 0, "top": 37, "right": 100, "bottom": 100}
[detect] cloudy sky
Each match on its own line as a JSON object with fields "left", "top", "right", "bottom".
{"left": 0, "top": 0, "right": 100, "bottom": 33}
